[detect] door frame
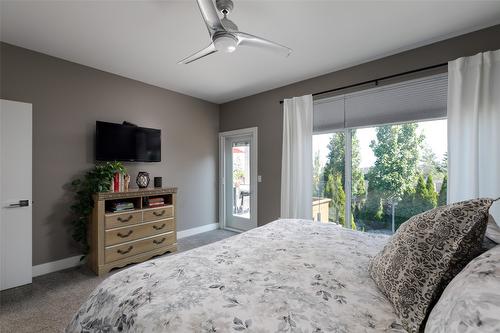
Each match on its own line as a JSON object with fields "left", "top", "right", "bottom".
{"left": 219, "top": 127, "right": 258, "bottom": 232}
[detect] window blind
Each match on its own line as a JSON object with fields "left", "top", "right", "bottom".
{"left": 313, "top": 73, "right": 447, "bottom": 132}
{"left": 313, "top": 96, "right": 345, "bottom": 133}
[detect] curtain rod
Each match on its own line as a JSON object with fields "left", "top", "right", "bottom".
{"left": 278, "top": 62, "right": 448, "bottom": 104}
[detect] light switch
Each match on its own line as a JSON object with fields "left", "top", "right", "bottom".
{"left": 257, "top": 175, "right": 262, "bottom": 183}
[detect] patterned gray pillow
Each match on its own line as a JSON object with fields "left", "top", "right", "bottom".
{"left": 425, "top": 245, "right": 500, "bottom": 333}
{"left": 369, "top": 198, "right": 494, "bottom": 333}
{"left": 485, "top": 214, "right": 500, "bottom": 243}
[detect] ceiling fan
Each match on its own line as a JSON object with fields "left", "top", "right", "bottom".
{"left": 179, "top": 0, "right": 292, "bottom": 64}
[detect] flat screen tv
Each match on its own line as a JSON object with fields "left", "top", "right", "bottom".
{"left": 95, "top": 121, "right": 161, "bottom": 162}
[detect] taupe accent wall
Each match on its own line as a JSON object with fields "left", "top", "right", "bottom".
{"left": 220, "top": 24, "right": 500, "bottom": 226}
{"left": 0, "top": 43, "right": 219, "bottom": 265}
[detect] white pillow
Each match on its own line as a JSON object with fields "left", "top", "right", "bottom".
{"left": 425, "top": 245, "right": 500, "bottom": 333}
{"left": 485, "top": 215, "right": 500, "bottom": 243}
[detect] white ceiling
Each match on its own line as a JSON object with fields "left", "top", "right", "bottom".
{"left": 1, "top": 1, "right": 500, "bottom": 104}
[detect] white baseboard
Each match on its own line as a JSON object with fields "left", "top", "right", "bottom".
{"left": 31, "top": 223, "right": 219, "bottom": 277}
{"left": 32, "top": 255, "right": 86, "bottom": 277}
{"left": 177, "top": 222, "right": 219, "bottom": 239}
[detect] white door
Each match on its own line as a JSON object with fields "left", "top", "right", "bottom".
{"left": 0, "top": 99, "right": 32, "bottom": 291}
{"left": 219, "top": 128, "right": 258, "bottom": 232}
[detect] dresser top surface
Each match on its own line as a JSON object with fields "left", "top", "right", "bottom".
{"left": 94, "top": 187, "right": 177, "bottom": 200}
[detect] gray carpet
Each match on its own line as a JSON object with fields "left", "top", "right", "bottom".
{"left": 0, "top": 229, "right": 237, "bottom": 333}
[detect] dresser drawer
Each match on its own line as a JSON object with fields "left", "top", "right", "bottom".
{"left": 105, "top": 211, "right": 142, "bottom": 229}
{"left": 105, "top": 219, "right": 176, "bottom": 246}
{"left": 143, "top": 206, "right": 174, "bottom": 222}
{"left": 105, "top": 232, "right": 175, "bottom": 263}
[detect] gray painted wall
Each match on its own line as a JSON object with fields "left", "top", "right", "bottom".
{"left": 2, "top": 24, "right": 500, "bottom": 265}
{"left": 219, "top": 24, "right": 500, "bottom": 226}
{"left": 0, "top": 43, "right": 220, "bottom": 266}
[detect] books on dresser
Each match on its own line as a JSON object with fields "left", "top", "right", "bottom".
{"left": 145, "top": 197, "right": 165, "bottom": 208}
{"left": 109, "top": 201, "right": 134, "bottom": 212}
{"left": 111, "top": 172, "right": 130, "bottom": 192}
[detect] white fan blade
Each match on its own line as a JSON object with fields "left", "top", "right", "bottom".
{"left": 234, "top": 32, "right": 292, "bottom": 57}
{"left": 196, "top": 0, "right": 224, "bottom": 34}
{"left": 178, "top": 43, "right": 217, "bottom": 64}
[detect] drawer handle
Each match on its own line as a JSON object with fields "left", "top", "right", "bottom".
{"left": 117, "top": 246, "right": 133, "bottom": 255}
{"left": 117, "top": 230, "right": 133, "bottom": 238}
{"left": 153, "top": 210, "right": 166, "bottom": 217}
{"left": 153, "top": 223, "right": 166, "bottom": 230}
{"left": 153, "top": 238, "right": 166, "bottom": 245}
{"left": 117, "top": 215, "right": 133, "bottom": 223}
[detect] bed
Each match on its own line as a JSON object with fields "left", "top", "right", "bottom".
{"left": 66, "top": 219, "right": 406, "bottom": 332}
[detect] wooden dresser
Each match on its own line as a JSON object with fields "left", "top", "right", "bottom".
{"left": 88, "top": 187, "right": 177, "bottom": 275}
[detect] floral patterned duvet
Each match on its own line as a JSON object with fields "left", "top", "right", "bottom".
{"left": 67, "top": 219, "right": 406, "bottom": 332}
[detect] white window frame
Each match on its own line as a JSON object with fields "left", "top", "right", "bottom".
{"left": 344, "top": 128, "right": 352, "bottom": 228}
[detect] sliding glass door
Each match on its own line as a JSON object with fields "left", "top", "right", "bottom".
{"left": 313, "top": 119, "right": 447, "bottom": 234}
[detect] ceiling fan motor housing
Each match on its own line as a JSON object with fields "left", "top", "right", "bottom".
{"left": 213, "top": 31, "right": 238, "bottom": 53}
{"left": 216, "top": 0, "right": 234, "bottom": 15}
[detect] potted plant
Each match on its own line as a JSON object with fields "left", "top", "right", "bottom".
{"left": 70, "top": 161, "right": 125, "bottom": 256}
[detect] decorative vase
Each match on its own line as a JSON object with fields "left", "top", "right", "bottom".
{"left": 136, "top": 171, "right": 150, "bottom": 188}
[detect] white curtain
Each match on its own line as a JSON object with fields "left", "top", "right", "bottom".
{"left": 448, "top": 49, "right": 500, "bottom": 222}
{"left": 281, "top": 95, "right": 313, "bottom": 219}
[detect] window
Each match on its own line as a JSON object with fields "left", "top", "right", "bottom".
{"left": 313, "top": 119, "right": 447, "bottom": 234}
{"left": 313, "top": 131, "right": 345, "bottom": 223}
{"left": 232, "top": 141, "right": 251, "bottom": 219}
{"left": 312, "top": 73, "right": 448, "bottom": 234}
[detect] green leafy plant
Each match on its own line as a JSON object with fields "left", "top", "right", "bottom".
{"left": 233, "top": 169, "right": 245, "bottom": 181}
{"left": 70, "top": 161, "right": 125, "bottom": 256}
